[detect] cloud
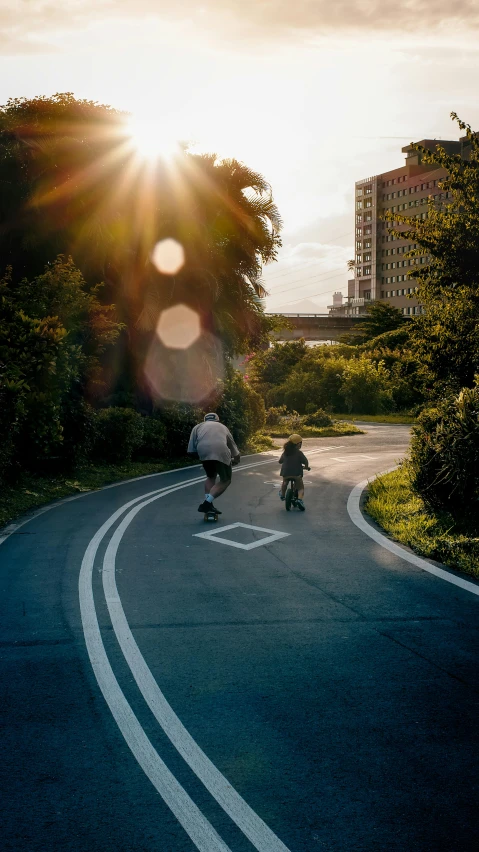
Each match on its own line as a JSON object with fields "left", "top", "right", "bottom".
{"left": 1, "top": 0, "right": 479, "bottom": 54}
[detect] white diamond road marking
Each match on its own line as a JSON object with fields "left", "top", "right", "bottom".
{"left": 194, "top": 522, "right": 290, "bottom": 551}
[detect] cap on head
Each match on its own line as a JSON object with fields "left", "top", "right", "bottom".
{"left": 204, "top": 412, "right": 220, "bottom": 422}
{"left": 288, "top": 433, "right": 302, "bottom": 444}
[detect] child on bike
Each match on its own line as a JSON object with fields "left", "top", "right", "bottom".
{"left": 279, "top": 434, "right": 310, "bottom": 510}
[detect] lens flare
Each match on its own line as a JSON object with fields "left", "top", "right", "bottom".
{"left": 151, "top": 239, "right": 185, "bottom": 275}
{"left": 126, "top": 117, "right": 178, "bottom": 160}
{"left": 144, "top": 331, "right": 224, "bottom": 404}
{"left": 156, "top": 304, "right": 201, "bottom": 350}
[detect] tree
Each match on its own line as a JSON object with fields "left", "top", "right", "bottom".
{"left": 341, "top": 301, "right": 405, "bottom": 345}
{"left": 249, "top": 339, "right": 308, "bottom": 389}
{"left": 339, "top": 357, "right": 393, "bottom": 414}
{"left": 0, "top": 257, "right": 121, "bottom": 473}
{"left": 0, "top": 94, "right": 282, "bottom": 359}
{"left": 386, "top": 114, "right": 479, "bottom": 394}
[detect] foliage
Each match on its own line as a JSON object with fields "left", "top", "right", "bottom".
{"left": 0, "top": 257, "right": 121, "bottom": 476}
{"left": 303, "top": 408, "right": 333, "bottom": 428}
{"left": 339, "top": 357, "right": 394, "bottom": 414}
{"left": 154, "top": 403, "right": 203, "bottom": 459}
{"left": 386, "top": 114, "right": 479, "bottom": 395}
{"left": 273, "top": 370, "right": 326, "bottom": 414}
{"left": 0, "top": 93, "right": 282, "bottom": 357}
{"left": 409, "top": 383, "right": 479, "bottom": 523}
{"left": 248, "top": 340, "right": 308, "bottom": 388}
{"left": 93, "top": 408, "right": 144, "bottom": 463}
{"left": 366, "top": 465, "right": 479, "bottom": 578}
{"left": 264, "top": 406, "right": 288, "bottom": 427}
{"left": 138, "top": 416, "right": 167, "bottom": 460}
{"left": 341, "top": 301, "right": 405, "bottom": 345}
{"left": 215, "top": 364, "right": 265, "bottom": 447}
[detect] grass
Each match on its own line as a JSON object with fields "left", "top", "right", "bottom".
{"left": 333, "top": 412, "right": 416, "bottom": 424}
{"left": 0, "top": 458, "right": 200, "bottom": 530}
{"left": 242, "top": 433, "right": 280, "bottom": 453}
{"left": 0, "top": 433, "right": 281, "bottom": 531}
{"left": 365, "top": 464, "right": 479, "bottom": 579}
{"left": 267, "top": 423, "right": 363, "bottom": 439}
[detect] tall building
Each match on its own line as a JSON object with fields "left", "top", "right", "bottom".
{"left": 339, "top": 137, "right": 471, "bottom": 317}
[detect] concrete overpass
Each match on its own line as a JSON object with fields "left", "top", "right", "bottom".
{"left": 267, "top": 313, "right": 363, "bottom": 342}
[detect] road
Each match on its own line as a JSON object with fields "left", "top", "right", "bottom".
{"left": 1, "top": 425, "right": 478, "bottom": 852}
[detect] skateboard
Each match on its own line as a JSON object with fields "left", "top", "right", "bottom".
{"left": 204, "top": 510, "right": 219, "bottom": 522}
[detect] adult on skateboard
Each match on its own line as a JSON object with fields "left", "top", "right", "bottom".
{"left": 187, "top": 412, "right": 241, "bottom": 517}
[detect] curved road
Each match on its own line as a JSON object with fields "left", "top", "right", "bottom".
{"left": 1, "top": 425, "right": 478, "bottom": 851}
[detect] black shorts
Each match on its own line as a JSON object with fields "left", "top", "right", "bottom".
{"left": 202, "top": 460, "right": 232, "bottom": 483}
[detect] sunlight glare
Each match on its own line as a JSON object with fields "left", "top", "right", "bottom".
{"left": 126, "top": 117, "right": 179, "bottom": 160}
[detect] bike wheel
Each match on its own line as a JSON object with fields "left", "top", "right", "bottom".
{"left": 285, "top": 487, "right": 293, "bottom": 511}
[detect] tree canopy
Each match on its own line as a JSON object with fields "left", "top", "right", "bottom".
{"left": 0, "top": 93, "right": 282, "bottom": 355}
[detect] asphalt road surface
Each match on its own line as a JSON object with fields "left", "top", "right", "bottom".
{"left": 1, "top": 425, "right": 478, "bottom": 852}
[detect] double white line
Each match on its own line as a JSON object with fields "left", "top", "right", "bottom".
{"left": 80, "top": 457, "right": 290, "bottom": 851}
{"left": 79, "top": 446, "right": 346, "bottom": 850}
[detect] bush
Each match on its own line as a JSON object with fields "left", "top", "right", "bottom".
{"left": 138, "top": 416, "right": 167, "bottom": 460}
{"left": 265, "top": 406, "right": 288, "bottom": 427}
{"left": 303, "top": 408, "right": 333, "bottom": 428}
{"left": 216, "top": 365, "right": 265, "bottom": 447}
{"left": 340, "top": 357, "right": 394, "bottom": 414}
{"left": 157, "top": 403, "right": 202, "bottom": 458}
{"left": 409, "top": 383, "right": 479, "bottom": 523}
{"left": 60, "top": 398, "right": 97, "bottom": 467}
{"left": 93, "top": 408, "right": 144, "bottom": 463}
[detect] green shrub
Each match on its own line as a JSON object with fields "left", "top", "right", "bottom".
{"left": 303, "top": 408, "right": 333, "bottom": 428}
{"left": 409, "top": 383, "right": 479, "bottom": 523}
{"left": 93, "top": 408, "right": 144, "bottom": 463}
{"left": 138, "top": 417, "right": 167, "bottom": 460}
{"left": 216, "top": 365, "right": 265, "bottom": 447}
{"left": 157, "top": 403, "right": 202, "bottom": 458}
{"left": 60, "top": 398, "right": 97, "bottom": 467}
{"left": 265, "top": 406, "right": 288, "bottom": 427}
{"left": 340, "top": 357, "right": 394, "bottom": 414}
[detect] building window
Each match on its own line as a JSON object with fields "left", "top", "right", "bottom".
{"left": 364, "top": 253, "right": 371, "bottom": 261}
{"left": 364, "top": 266, "right": 371, "bottom": 275}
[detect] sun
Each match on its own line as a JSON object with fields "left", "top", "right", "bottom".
{"left": 126, "top": 117, "right": 179, "bottom": 160}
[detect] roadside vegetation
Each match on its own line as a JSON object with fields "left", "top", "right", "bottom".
{"left": 365, "top": 115, "right": 479, "bottom": 575}
{"left": 333, "top": 413, "right": 416, "bottom": 424}
{"left": 0, "top": 94, "right": 284, "bottom": 525}
{"left": 366, "top": 465, "right": 479, "bottom": 578}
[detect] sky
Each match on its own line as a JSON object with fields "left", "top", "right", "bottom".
{"left": 2, "top": 1, "right": 479, "bottom": 312}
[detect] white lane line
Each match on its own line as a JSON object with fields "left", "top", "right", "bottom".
{"left": 79, "top": 480, "right": 233, "bottom": 852}
{"left": 347, "top": 472, "right": 479, "bottom": 598}
{"left": 101, "top": 478, "right": 292, "bottom": 852}
{"left": 80, "top": 457, "right": 292, "bottom": 852}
